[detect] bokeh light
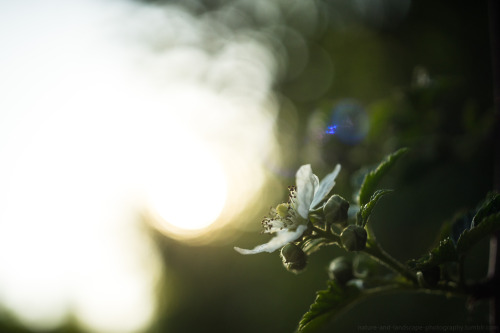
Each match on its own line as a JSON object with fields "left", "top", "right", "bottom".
{"left": 327, "top": 100, "right": 370, "bottom": 145}
{"left": 0, "top": 0, "right": 285, "bottom": 331}
{"left": 145, "top": 134, "right": 228, "bottom": 233}
{"left": 0, "top": 0, "right": 494, "bottom": 332}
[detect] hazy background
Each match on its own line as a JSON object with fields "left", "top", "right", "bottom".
{"left": 0, "top": 0, "right": 494, "bottom": 332}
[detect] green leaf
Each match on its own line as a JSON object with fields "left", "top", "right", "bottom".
{"left": 471, "top": 192, "right": 500, "bottom": 228}
{"left": 298, "top": 280, "right": 362, "bottom": 333}
{"left": 358, "top": 148, "right": 408, "bottom": 206}
{"left": 298, "top": 279, "right": 408, "bottom": 332}
{"left": 407, "top": 237, "right": 457, "bottom": 271}
{"left": 450, "top": 211, "right": 474, "bottom": 245}
{"left": 359, "top": 189, "right": 393, "bottom": 226}
{"left": 457, "top": 212, "right": 500, "bottom": 255}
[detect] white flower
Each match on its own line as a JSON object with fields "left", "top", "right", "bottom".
{"left": 234, "top": 163, "right": 341, "bottom": 255}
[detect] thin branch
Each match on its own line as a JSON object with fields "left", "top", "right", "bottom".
{"left": 363, "top": 240, "right": 418, "bottom": 285}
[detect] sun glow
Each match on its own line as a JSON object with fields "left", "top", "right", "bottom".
{"left": 144, "top": 134, "right": 228, "bottom": 232}
{"left": 0, "top": 0, "right": 280, "bottom": 331}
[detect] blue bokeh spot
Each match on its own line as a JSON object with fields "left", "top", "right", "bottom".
{"left": 326, "top": 100, "right": 369, "bottom": 144}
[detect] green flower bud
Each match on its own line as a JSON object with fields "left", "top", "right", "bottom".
{"left": 323, "top": 195, "right": 349, "bottom": 226}
{"left": 280, "top": 243, "right": 307, "bottom": 274}
{"left": 328, "top": 257, "right": 353, "bottom": 284}
{"left": 340, "top": 225, "right": 367, "bottom": 251}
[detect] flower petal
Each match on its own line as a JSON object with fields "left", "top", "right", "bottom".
{"left": 310, "top": 164, "right": 341, "bottom": 209}
{"left": 296, "top": 164, "right": 319, "bottom": 219}
{"left": 234, "top": 225, "right": 308, "bottom": 255}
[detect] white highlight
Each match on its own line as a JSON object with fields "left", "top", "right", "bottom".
{"left": 0, "top": 0, "right": 280, "bottom": 332}
{"left": 234, "top": 225, "right": 308, "bottom": 254}
{"left": 145, "top": 135, "right": 228, "bottom": 231}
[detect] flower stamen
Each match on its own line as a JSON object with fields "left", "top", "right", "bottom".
{"left": 261, "top": 186, "right": 303, "bottom": 234}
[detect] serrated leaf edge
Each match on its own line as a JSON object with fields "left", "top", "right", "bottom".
{"left": 360, "top": 189, "right": 393, "bottom": 225}
{"left": 358, "top": 148, "right": 408, "bottom": 206}
{"left": 456, "top": 212, "right": 500, "bottom": 255}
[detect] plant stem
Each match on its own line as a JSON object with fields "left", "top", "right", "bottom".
{"left": 363, "top": 240, "right": 418, "bottom": 285}
{"left": 314, "top": 224, "right": 418, "bottom": 284}
{"left": 311, "top": 226, "right": 341, "bottom": 243}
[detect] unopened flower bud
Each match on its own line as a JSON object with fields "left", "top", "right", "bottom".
{"left": 340, "top": 225, "right": 367, "bottom": 251}
{"left": 328, "top": 257, "right": 353, "bottom": 284}
{"left": 323, "top": 195, "right": 349, "bottom": 226}
{"left": 280, "top": 243, "right": 307, "bottom": 273}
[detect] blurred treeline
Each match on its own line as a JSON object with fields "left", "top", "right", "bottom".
{"left": 2, "top": 1, "right": 495, "bottom": 332}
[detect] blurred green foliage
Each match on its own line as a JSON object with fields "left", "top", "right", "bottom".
{"left": 144, "top": 1, "right": 494, "bottom": 332}
{"left": 2, "top": 0, "right": 495, "bottom": 332}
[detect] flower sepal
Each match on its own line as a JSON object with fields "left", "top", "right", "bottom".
{"left": 308, "top": 212, "right": 324, "bottom": 228}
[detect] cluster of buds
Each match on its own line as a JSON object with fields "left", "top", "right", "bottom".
{"left": 278, "top": 194, "right": 368, "bottom": 273}
{"left": 323, "top": 195, "right": 367, "bottom": 251}
{"left": 235, "top": 163, "right": 369, "bottom": 275}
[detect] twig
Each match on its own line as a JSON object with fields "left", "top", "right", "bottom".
{"left": 363, "top": 240, "right": 418, "bottom": 285}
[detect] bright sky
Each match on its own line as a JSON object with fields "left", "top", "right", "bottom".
{"left": 0, "top": 0, "right": 279, "bottom": 332}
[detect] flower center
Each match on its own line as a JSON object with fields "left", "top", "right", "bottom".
{"left": 261, "top": 185, "right": 303, "bottom": 233}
